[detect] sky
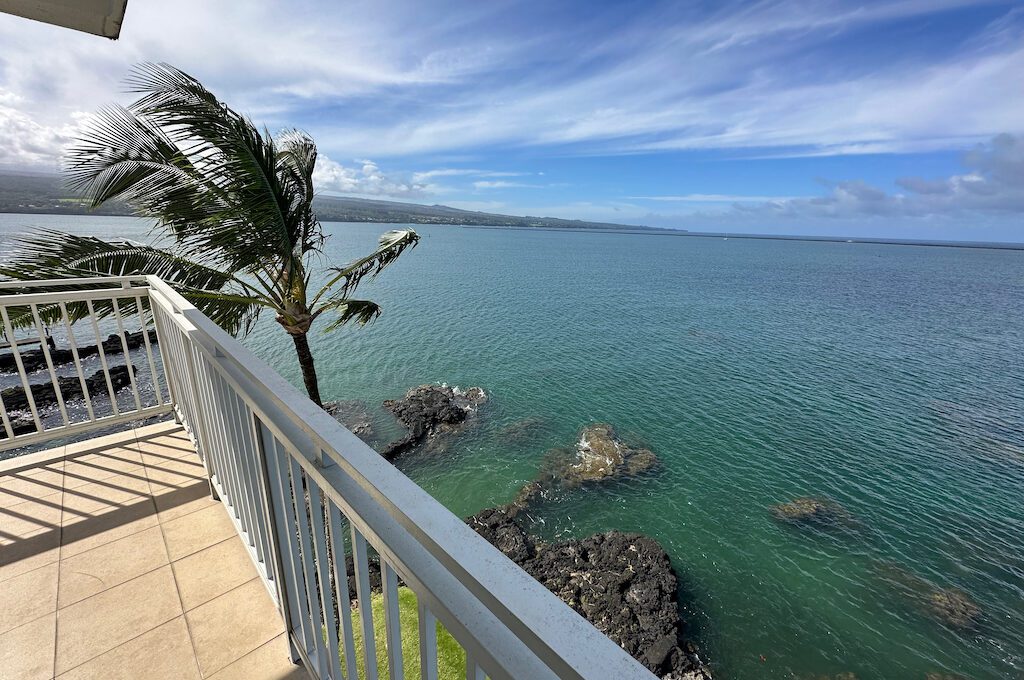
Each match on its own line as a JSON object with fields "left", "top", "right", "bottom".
{"left": 1, "top": 0, "right": 1022, "bottom": 241}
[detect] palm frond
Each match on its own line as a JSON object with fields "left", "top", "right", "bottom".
{"left": 121, "top": 63, "right": 297, "bottom": 273}
{"left": 311, "top": 229, "right": 419, "bottom": 306}
{"left": 315, "top": 299, "right": 382, "bottom": 332}
{"left": 0, "top": 230, "right": 265, "bottom": 333}
{"left": 277, "top": 129, "right": 322, "bottom": 255}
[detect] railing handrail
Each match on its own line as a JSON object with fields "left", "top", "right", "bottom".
{"left": 145, "top": 275, "right": 655, "bottom": 679}
{"left": 0, "top": 275, "right": 149, "bottom": 289}
{"left": 0, "top": 277, "right": 171, "bottom": 450}
{"left": 0, "top": 287, "right": 152, "bottom": 306}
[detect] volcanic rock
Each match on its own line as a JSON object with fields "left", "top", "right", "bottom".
{"left": 770, "top": 497, "right": 853, "bottom": 526}
{"left": 323, "top": 399, "right": 377, "bottom": 444}
{"left": 378, "top": 384, "right": 487, "bottom": 459}
{"left": 0, "top": 330, "right": 157, "bottom": 374}
{"left": 1, "top": 364, "right": 135, "bottom": 411}
{"left": 466, "top": 505, "right": 711, "bottom": 679}
{"left": 875, "top": 562, "right": 983, "bottom": 632}
{"left": 513, "top": 423, "right": 659, "bottom": 507}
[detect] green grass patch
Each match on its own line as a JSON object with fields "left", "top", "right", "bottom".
{"left": 341, "top": 586, "right": 465, "bottom": 680}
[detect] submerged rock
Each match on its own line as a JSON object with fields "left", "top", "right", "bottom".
{"left": 769, "top": 496, "right": 853, "bottom": 526}
{"left": 378, "top": 384, "right": 487, "bottom": 460}
{"left": 496, "top": 415, "right": 549, "bottom": 443}
{"left": 875, "top": 562, "right": 983, "bottom": 631}
{"left": 926, "top": 588, "right": 983, "bottom": 630}
{"left": 570, "top": 423, "right": 659, "bottom": 482}
{"left": 513, "top": 423, "right": 659, "bottom": 507}
{"left": 466, "top": 506, "right": 711, "bottom": 680}
{"left": 323, "top": 399, "right": 377, "bottom": 444}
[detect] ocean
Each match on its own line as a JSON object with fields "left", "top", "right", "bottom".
{"left": 1, "top": 213, "right": 1022, "bottom": 680}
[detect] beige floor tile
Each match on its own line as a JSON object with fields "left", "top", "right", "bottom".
{"left": 59, "top": 474, "right": 151, "bottom": 521}
{"left": 55, "top": 616, "right": 200, "bottom": 680}
{"left": 59, "top": 498, "right": 158, "bottom": 559}
{"left": 0, "top": 444, "right": 63, "bottom": 475}
{"left": 161, "top": 502, "right": 237, "bottom": 561}
{"left": 0, "top": 562, "right": 58, "bottom": 635}
{"left": 0, "top": 496, "right": 63, "bottom": 540}
{"left": 62, "top": 447, "right": 145, "bottom": 490}
{"left": 58, "top": 526, "right": 169, "bottom": 608}
{"left": 0, "top": 530, "right": 60, "bottom": 584}
{"left": 133, "top": 420, "right": 182, "bottom": 439}
{"left": 153, "top": 481, "right": 218, "bottom": 524}
{"left": 55, "top": 565, "right": 182, "bottom": 675}
{"left": 63, "top": 429, "right": 137, "bottom": 458}
{"left": 144, "top": 455, "right": 206, "bottom": 491}
{"left": 173, "top": 536, "right": 255, "bottom": 611}
{"left": 0, "top": 466, "right": 64, "bottom": 509}
{"left": 206, "top": 634, "right": 306, "bottom": 680}
{"left": 187, "top": 578, "right": 285, "bottom": 676}
{"left": 0, "top": 612, "right": 56, "bottom": 680}
{"left": 135, "top": 435, "right": 196, "bottom": 466}
{"left": 0, "top": 484, "right": 62, "bottom": 511}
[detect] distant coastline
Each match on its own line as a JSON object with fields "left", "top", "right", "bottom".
{"left": 3, "top": 167, "right": 1021, "bottom": 250}
{"left": 465, "top": 224, "right": 1024, "bottom": 251}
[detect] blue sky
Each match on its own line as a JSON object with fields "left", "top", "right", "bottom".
{"left": 1, "top": 0, "right": 1022, "bottom": 240}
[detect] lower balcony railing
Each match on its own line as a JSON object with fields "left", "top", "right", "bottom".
{"left": 0, "top": 275, "right": 655, "bottom": 680}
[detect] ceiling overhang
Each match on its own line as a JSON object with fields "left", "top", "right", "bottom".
{"left": 0, "top": 0, "right": 128, "bottom": 39}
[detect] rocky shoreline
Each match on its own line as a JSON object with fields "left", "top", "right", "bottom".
{"left": 0, "top": 329, "right": 157, "bottom": 374}
{"left": 467, "top": 505, "right": 712, "bottom": 680}
{"left": 377, "top": 384, "right": 487, "bottom": 459}
{"left": 323, "top": 384, "right": 711, "bottom": 677}
{"left": 1, "top": 364, "right": 134, "bottom": 412}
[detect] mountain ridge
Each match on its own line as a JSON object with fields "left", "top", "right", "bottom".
{"left": 0, "top": 170, "right": 672, "bottom": 232}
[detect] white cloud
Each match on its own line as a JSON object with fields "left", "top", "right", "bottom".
{"left": 502, "top": 134, "right": 1024, "bottom": 233}
{"left": 410, "top": 168, "right": 530, "bottom": 182}
{"left": 472, "top": 180, "right": 544, "bottom": 189}
{"left": 720, "top": 134, "right": 1024, "bottom": 220}
{"left": 312, "top": 156, "right": 426, "bottom": 198}
{"left": 0, "top": 92, "right": 85, "bottom": 168}
{"left": 1, "top": 0, "right": 1020, "bottom": 168}
{"left": 628, "top": 194, "right": 803, "bottom": 202}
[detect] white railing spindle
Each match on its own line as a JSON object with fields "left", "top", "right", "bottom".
{"left": 58, "top": 301, "right": 95, "bottom": 422}
{"left": 29, "top": 304, "right": 69, "bottom": 426}
{"left": 0, "top": 306, "right": 43, "bottom": 434}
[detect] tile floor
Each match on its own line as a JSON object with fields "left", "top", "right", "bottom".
{"left": 0, "top": 421, "right": 308, "bottom": 680}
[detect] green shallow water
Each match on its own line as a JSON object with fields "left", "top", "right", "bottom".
{"left": 2, "top": 215, "right": 1023, "bottom": 680}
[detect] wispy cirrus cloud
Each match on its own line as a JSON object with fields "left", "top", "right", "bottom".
{"left": 472, "top": 180, "right": 546, "bottom": 190}
{"left": 2, "top": 0, "right": 1020, "bottom": 166}
{"left": 628, "top": 194, "right": 804, "bottom": 203}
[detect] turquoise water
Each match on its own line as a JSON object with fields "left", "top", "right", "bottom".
{"left": 2, "top": 214, "right": 1023, "bottom": 679}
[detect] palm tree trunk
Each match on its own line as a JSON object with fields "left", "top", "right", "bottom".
{"left": 291, "top": 332, "right": 323, "bottom": 407}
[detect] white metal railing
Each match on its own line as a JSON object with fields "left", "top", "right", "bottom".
{"left": 4, "top": 276, "right": 656, "bottom": 680}
{"left": 0, "top": 277, "right": 173, "bottom": 450}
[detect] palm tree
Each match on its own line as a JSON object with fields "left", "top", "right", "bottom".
{"left": 0, "top": 63, "right": 418, "bottom": 407}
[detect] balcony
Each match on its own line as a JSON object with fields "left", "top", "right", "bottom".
{"left": 1, "top": 422, "right": 303, "bottom": 680}
{"left": 0, "top": 276, "right": 655, "bottom": 680}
